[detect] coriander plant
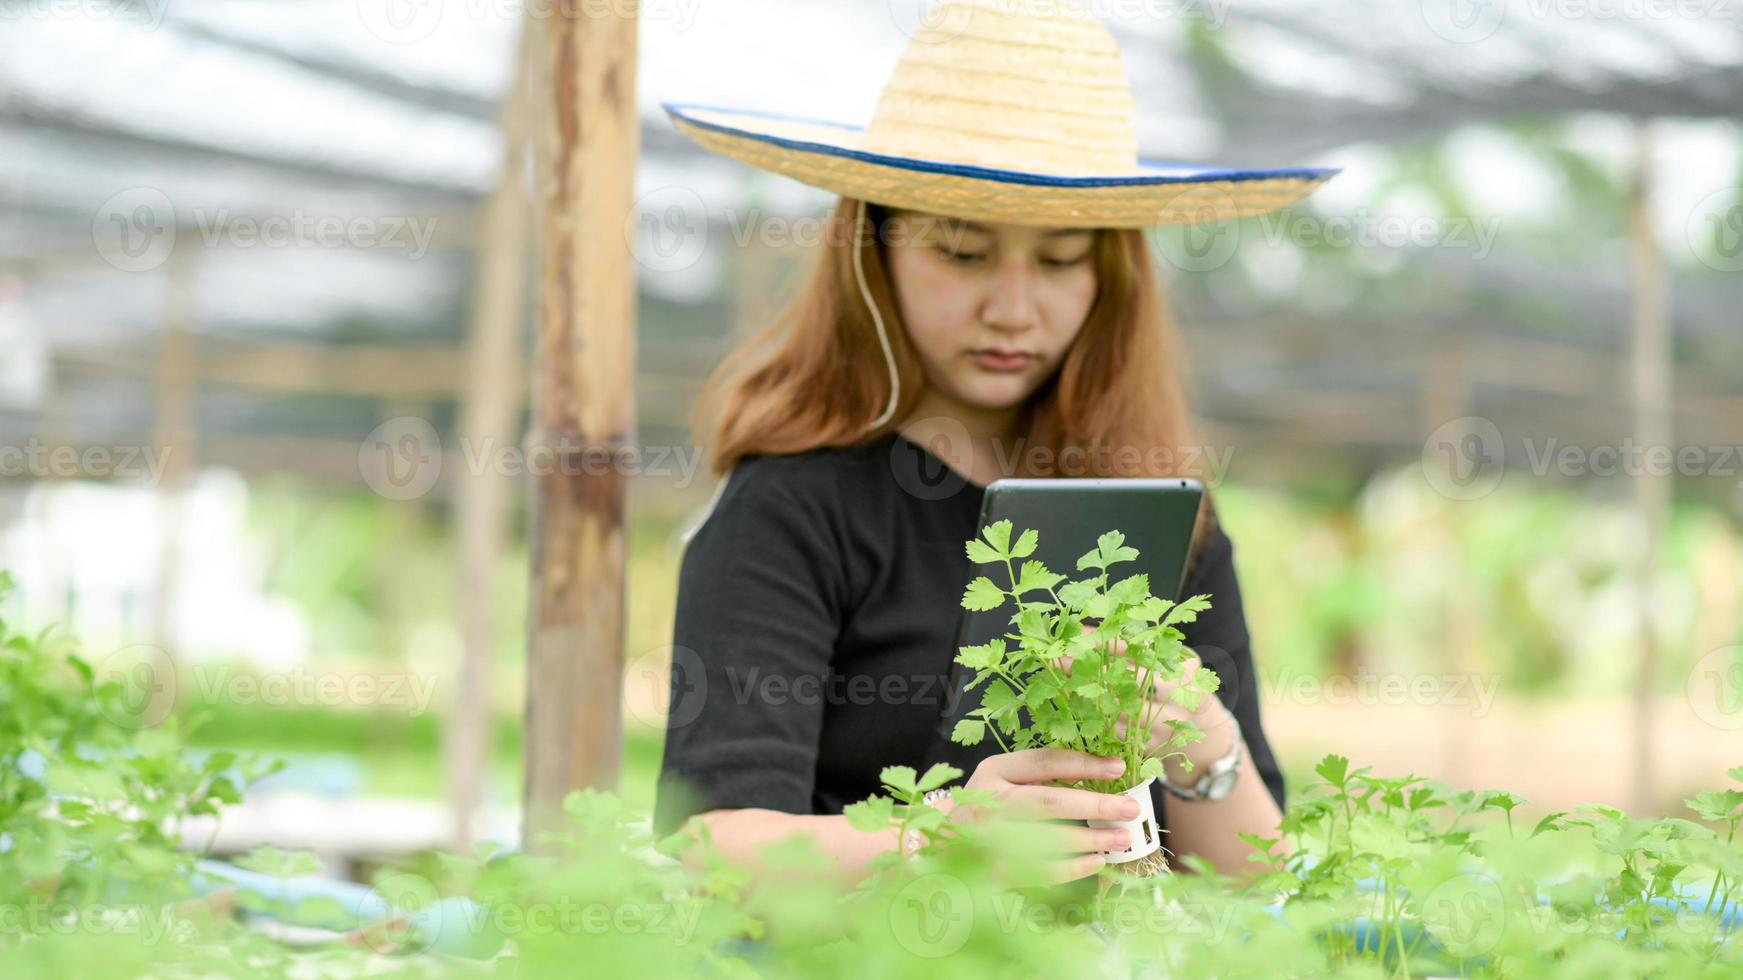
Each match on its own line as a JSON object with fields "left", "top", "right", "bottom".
{"left": 948, "top": 521, "right": 1221, "bottom": 802}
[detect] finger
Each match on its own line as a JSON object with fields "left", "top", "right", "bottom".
{"left": 1012, "top": 820, "right": 1134, "bottom": 856}
{"left": 1000, "top": 784, "right": 1142, "bottom": 823}
{"left": 990, "top": 747, "right": 1126, "bottom": 786}
{"left": 1042, "top": 853, "right": 1108, "bottom": 886}
{"left": 1055, "top": 823, "right": 1136, "bottom": 856}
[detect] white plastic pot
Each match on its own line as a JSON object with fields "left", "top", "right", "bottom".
{"left": 1087, "top": 776, "right": 1162, "bottom": 864}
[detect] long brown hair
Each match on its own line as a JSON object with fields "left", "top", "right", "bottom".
{"left": 691, "top": 196, "right": 1219, "bottom": 554}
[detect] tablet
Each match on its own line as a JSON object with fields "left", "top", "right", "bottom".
{"left": 931, "top": 476, "right": 1205, "bottom": 743}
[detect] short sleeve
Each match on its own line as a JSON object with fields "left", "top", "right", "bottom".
{"left": 1177, "top": 516, "right": 1287, "bottom": 811}
{"left": 653, "top": 462, "right": 848, "bottom": 837}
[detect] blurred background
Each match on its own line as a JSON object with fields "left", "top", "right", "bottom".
{"left": 1, "top": 0, "right": 1740, "bottom": 881}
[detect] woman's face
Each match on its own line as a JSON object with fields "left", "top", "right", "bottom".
{"left": 882, "top": 208, "right": 1099, "bottom": 413}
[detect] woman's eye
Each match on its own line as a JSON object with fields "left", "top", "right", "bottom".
{"left": 940, "top": 248, "right": 987, "bottom": 264}
{"left": 1043, "top": 254, "right": 1090, "bottom": 268}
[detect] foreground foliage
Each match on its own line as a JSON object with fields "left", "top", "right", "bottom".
{"left": 2, "top": 569, "right": 1739, "bottom": 977}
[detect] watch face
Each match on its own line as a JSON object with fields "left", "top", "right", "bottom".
{"left": 1206, "top": 769, "right": 1240, "bottom": 800}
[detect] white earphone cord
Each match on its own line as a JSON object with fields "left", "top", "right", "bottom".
{"left": 853, "top": 197, "right": 901, "bottom": 431}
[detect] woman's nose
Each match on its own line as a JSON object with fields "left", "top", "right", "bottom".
{"left": 981, "top": 260, "right": 1041, "bottom": 331}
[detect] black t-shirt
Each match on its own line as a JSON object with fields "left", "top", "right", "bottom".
{"left": 652, "top": 431, "right": 1285, "bottom": 838}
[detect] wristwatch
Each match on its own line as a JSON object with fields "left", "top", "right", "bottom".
{"left": 1160, "top": 713, "right": 1243, "bottom": 803}
{"left": 901, "top": 788, "right": 955, "bottom": 858}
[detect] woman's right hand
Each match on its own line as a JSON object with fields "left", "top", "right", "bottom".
{"left": 941, "top": 748, "right": 1142, "bottom": 885}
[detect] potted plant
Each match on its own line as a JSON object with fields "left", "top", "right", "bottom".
{"left": 948, "top": 520, "right": 1220, "bottom": 877}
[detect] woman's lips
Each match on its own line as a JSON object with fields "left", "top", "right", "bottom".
{"left": 971, "top": 350, "right": 1034, "bottom": 373}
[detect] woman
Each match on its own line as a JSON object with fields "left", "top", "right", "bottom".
{"left": 652, "top": 0, "right": 1335, "bottom": 887}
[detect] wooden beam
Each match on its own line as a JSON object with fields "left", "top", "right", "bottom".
{"left": 449, "top": 24, "right": 532, "bottom": 851}
{"left": 522, "top": 4, "right": 639, "bottom": 850}
{"left": 1627, "top": 122, "right": 1671, "bottom": 815}
{"left": 151, "top": 231, "right": 197, "bottom": 659}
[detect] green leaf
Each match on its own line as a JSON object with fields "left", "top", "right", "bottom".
{"left": 916, "top": 763, "right": 963, "bottom": 793}
{"left": 981, "top": 520, "right": 1013, "bottom": 555}
{"left": 961, "top": 577, "right": 1006, "bottom": 611}
{"left": 965, "top": 538, "right": 1002, "bottom": 564}
{"left": 1315, "top": 754, "right": 1350, "bottom": 788}
{"left": 1162, "top": 594, "right": 1212, "bottom": 627}
{"left": 1076, "top": 546, "right": 1106, "bottom": 572}
{"left": 1047, "top": 717, "right": 1078, "bottom": 743}
{"left": 843, "top": 796, "right": 895, "bottom": 833}
{"left": 1530, "top": 811, "right": 1568, "bottom": 837}
{"left": 956, "top": 639, "right": 1006, "bottom": 671}
{"left": 880, "top": 766, "right": 918, "bottom": 795}
{"left": 1058, "top": 578, "right": 1100, "bottom": 609}
{"left": 1096, "top": 530, "right": 1139, "bottom": 567}
{"left": 951, "top": 719, "right": 986, "bottom": 746}
{"left": 1013, "top": 560, "right": 1064, "bottom": 596}
{"left": 1009, "top": 528, "right": 1038, "bottom": 559}
{"left": 1687, "top": 789, "right": 1743, "bottom": 822}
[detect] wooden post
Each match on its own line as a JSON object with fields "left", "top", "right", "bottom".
{"left": 1627, "top": 121, "right": 1670, "bottom": 815}
{"left": 522, "top": 5, "right": 640, "bottom": 849}
{"left": 448, "top": 25, "right": 533, "bottom": 849}
{"left": 1423, "top": 338, "right": 1476, "bottom": 788}
{"left": 152, "top": 231, "right": 197, "bottom": 657}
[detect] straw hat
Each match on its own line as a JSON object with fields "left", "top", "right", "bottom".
{"left": 664, "top": 0, "right": 1338, "bottom": 428}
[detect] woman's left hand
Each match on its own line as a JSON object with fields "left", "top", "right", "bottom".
{"left": 1063, "top": 637, "right": 1240, "bottom": 776}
